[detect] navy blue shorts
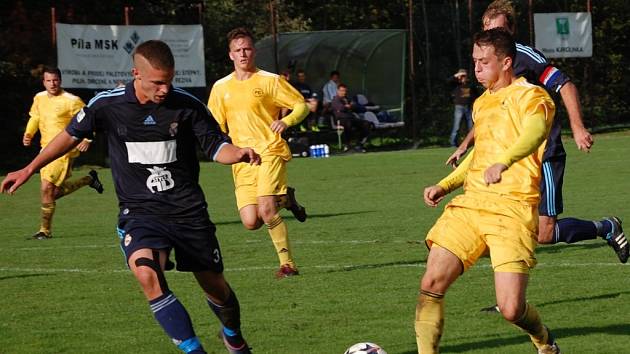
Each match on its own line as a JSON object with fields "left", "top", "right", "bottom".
{"left": 116, "top": 214, "right": 224, "bottom": 273}
{"left": 539, "top": 156, "right": 565, "bottom": 217}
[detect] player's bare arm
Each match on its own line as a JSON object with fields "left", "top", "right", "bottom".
{"left": 2, "top": 131, "right": 79, "bottom": 194}
{"left": 446, "top": 128, "right": 475, "bottom": 168}
{"left": 214, "top": 144, "right": 261, "bottom": 165}
{"left": 560, "top": 81, "right": 593, "bottom": 152}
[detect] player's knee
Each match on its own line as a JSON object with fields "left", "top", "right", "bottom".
{"left": 257, "top": 203, "right": 277, "bottom": 223}
{"left": 242, "top": 218, "right": 263, "bottom": 230}
{"left": 133, "top": 256, "right": 169, "bottom": 296}
{"left": 498, "top": 302, "right": 524, "bottom": 322}
{"left": 420, "top": 274, "right": 447, "bottom": 294}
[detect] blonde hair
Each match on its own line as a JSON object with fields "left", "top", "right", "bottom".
{"left": 482, "top": 0, "right": 516, "bottom": 34}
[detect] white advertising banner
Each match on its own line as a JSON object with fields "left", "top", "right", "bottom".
{"left": 56, "top": 23, "right": 205, "bottom": 88}
{"left": 534, "top": 12, "right": 592, "bottom": 58}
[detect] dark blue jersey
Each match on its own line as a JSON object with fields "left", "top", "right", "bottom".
{"left": 66, "top": 82, "right": 231, "bottom": 218}
{"left": 514, "top": 42, "right": 570, "bottom": 160}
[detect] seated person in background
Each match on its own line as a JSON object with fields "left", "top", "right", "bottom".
{"left": 292, "top": 69, "right": 319, "bottom": 132}
{"left": 331, "top": 84, "right": 372, "bottom": 152}
{"left": 322, "top": 70, "right": 340, "bottom": 109}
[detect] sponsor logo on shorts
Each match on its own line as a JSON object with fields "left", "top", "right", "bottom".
{"left": 124, "top": 234, "right": 132, "bottom": 247}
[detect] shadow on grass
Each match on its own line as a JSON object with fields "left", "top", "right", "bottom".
{"left": 398, "top": 324, "right": 630, "bottom": 353}
{"left": 0, "top": 273, "right": 52, "bottom": 281}
{"left": 537, "top": 291, "right": 630, "bottom": 308}
{"left": 536, "top": 242, "right": 607, "bottom": 254}
{"left": 324, "top": 259, "right": 425, "bottom": 273}
{"left": 213, "top": 210, "right": 378, "bottom": 225}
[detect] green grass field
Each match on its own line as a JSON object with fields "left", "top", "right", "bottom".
{"left": 1, "top": 132, "right": 629, "bottom": 354}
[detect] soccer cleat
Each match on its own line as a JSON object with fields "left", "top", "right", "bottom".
{"left": 479, "top": 304, "right": 500, "bottom": 314}
{"left": 30, "top": 231, "right": 52, "bottom": 240}
{"left": 275, "top": 264, "right": 299, "bottom": 279}
{"left": 537, "top": 327, "right": 560, "bottom": 354}
{"left": 285, "top": 187, "right": 307, "bottom": 222}
{"left": 220, "top": 330, "right": 252, "bottom": 354}
{"left": 603, "top": 217, "right": 628, "bottom": 263}
{"left": 88, "top": 170, "right": 104, "bottom": 194}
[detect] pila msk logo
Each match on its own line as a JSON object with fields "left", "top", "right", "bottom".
{"left": 70, "top": 30, "right": 141, "bottom": 54}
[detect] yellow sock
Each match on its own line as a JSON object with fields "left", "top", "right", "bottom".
{"left": 511, "top": 303, "right": 548, "bottom": 349}
{"left": 57, "top": 176, "right": 91, "bottom": 199}
{"left": 266, "top": 214, "right": 295, "bottom": 267}
{"left": 40, "top": 202, "right": 56, "bottom": 235}
{"left": 415, "top": 290, "right": 444, "bottom": 354}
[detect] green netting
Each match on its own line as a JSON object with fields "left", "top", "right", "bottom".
{"left": 256, "top": 29, "right": 406, "bottom": 120}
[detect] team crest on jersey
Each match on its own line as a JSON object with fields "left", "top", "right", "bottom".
{"left": 253, "top": 88, "right": 264, "bottom": 97}
{"left": 124, "top": 234, "right": 132, "bottom": 247}
{"left": 146, "top": 166, "right": 175, "bottom": 193}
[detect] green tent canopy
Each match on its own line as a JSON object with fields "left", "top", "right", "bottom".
{"left": 255, "top": 29, "right": 406, "bottom": 121}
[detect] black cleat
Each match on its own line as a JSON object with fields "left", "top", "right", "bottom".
{"left": 480, "top": 303, "right": 500, "bottom": 314}
{"left": 88, "top": 170, "right": 104, "bottom": 194}
{"left": 219, "top": 329, "right": 252, "bottom": 354}
{"left": 165, "top": 259, "right": 175, "bottom": 271}
{"left": 286, "top": 187, "right": 307, "bottom": 222}
{"left": 603, "top": 217, "right": 628, "bottom": 263}
{"left": 30, "top": 231, "right": 52, "bottom": 240}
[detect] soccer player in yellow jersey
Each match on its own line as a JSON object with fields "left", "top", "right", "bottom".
{"left": 414, "top": 29, "right": 561, "bottom": 354}
{"left": 208, "top": 28, "right": 309, "bottom": 278}
{"left": 23, "top": 67, "right": 103, "bottom": 240}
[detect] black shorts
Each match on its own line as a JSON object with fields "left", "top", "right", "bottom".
{"left": 116, "top": 214, "right": 224, "bottom": 273}
{"left": 539, "top": 156, "right": 565, "bottom": 217}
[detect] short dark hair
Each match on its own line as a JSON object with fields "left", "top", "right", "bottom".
{"left": 43, "top": 66, "right": 61, "bottom": 80}
{"left": 330, "top": 70, "right": 340, "bottom": 77}
{"left": 133, "top": 40, "right": 174, "bottom": 70}
{"left": 227, "top": 27, "right": 254, "bottom": 46}
{"left": 473, "top": 28, "right": 516, "bottom": 61}
{"left": 337, "top": 83, "right": 347, "bottom": 89}
{"left": 296, "top": 69, "right": 305, "bottom": 75}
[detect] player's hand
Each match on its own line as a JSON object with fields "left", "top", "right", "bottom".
{"left": 0, "top": 168, "right": 32, "bottom": 195}
{"left": 445, "top": 146, "right": 467, "bottom": 168}
{"left": 484, "top": 163, "right": 508, "bottom": 185}
{"left": 573, "top": 127, "right": 593, "bottom": 152}
{"left": 76, "top": 139, "right": 91, "bottom": 152}
{"left": 270, "top": 120, "right": 288, "bottom": 134}
{"left": 239, "top": 148, "right": 261, "bottom": 165}
{"left": 423, "top": 185, "right": 446, "bottom": 207}
{"left": 22, "top": 134, "right": 32, "bottom": 147}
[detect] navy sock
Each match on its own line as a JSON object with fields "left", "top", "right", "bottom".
{"left": 150, "top": 292, "right": 205, "bottom": 353}
{"left": 594, "top": 219, "right": 613, "bottom": 238}
{"left": 207, "top": 289, "right": 245, "bottom": 347}
{"left": 553, "top": 218, "right": 597, "bottom": 244}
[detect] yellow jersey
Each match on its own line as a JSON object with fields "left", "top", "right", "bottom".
{"left": 26, "top": 89, "right": 85, "bottom": 148}
{"left": 441, "top": 77, "right": 555, "bottom": 205}
{"left": 208, "top": 69, "right": 305, "bottom": 160}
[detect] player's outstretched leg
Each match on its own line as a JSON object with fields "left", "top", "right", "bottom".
{"left": 199, "top": 275, "right": 251, "bottom": 354}
{"left": 130, "top": 250, "right": 206, "bottom": 353}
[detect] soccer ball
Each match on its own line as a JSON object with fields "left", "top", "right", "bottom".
{"left": 343, "top": 342, "right": 388, "bottom": 354}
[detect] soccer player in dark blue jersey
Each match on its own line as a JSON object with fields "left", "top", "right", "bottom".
{"left": 446, "top": 0, "right": 628, "bottom": 269}
{"left": 1, "top": 40, "right": 256, "bottom": 354}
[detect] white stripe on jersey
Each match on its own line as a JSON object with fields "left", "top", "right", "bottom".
{"left": 516, "top": 43, "right": 546, "bottom": 64}
{"left": 126, "top": 140, "right": 178, "bottom": 164}
{"left": 87, "top": 87, "right": 125, "bottom": 107}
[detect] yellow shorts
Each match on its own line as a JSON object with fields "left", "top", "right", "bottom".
{"left": 232, "top": 155, "right": 288, "bottom": 210}
{"left": 425, "top": 193, "right": 538, "bottom": 274}
{"left": 40, "top": 153, "right": 74, "bottom": 186}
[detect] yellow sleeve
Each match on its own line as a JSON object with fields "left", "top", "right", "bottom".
{"left": 25, "top": 97, "right": 40, "bottom": 137}
{"left": 436, "top": 149, "right": 474, "bottom": 193}
{"left": 273, "top": 76, "right": 305, "bottom": 110}
{"left": 495, "top": 96, "right": 553, "bottom": 167}
{"left": 208, "top": 86, "right": 228, "bottom": 133}
{"left": 71, "top": 97, "right": 85, "bottom": 116}
{"left": 280, "top": 102, "right": 309, "bottom": 127}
